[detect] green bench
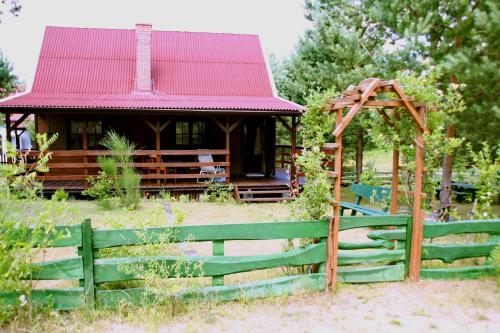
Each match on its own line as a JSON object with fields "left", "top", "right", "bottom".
{"left": 340, "top": 183, "right": 391, "bottom": 216}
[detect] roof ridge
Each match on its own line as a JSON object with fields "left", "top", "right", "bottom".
{"left": 45, "top": 25, "right": 259, "bottom": 37}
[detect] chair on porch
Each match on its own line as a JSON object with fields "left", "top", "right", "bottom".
{"left": 196, "top": 150, "right": 225, "bottom": 183}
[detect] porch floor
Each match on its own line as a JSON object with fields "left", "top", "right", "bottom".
{"left": 41, "top": 168, "right": 300, "bottom": 193}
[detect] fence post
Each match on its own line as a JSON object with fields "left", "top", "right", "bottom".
{"left": 80, "top": 219, "right": 95, "bottom": 308}
{"left": 212, "top": 240, "right": 224, "bottom": 286}
{"left": 404, "top": 216, "right": 413, "bottom": 279}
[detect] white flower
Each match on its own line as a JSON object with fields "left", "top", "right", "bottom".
{"left": 483, "top": 212, "right": 488, "bottom": 217}
{"left": 19, "top": 294, "right": 27, "bottom": 307}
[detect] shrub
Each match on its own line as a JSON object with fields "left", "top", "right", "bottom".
{"left": 82, "top": 171, "right": 114, "bottom": 209}
{"left": 178, "top": 194, "right": 190, "bottom": 203}
{"left": 201, "top": 183, "right": 234, "bottom": 203}
{"left": 98, "top": 131, "right": 141, "bottom": 210}
{"left": 51, "top": 188, "right": 68, "bottom": 202}
{"left": 469, "top": 143, "right": 500, "bottom": 219}
{"left": 5, "top": 133, "right": 58, "bottom": 199}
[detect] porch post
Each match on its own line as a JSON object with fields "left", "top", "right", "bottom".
{"left": 83, "top": 121, "right": 88, "bottom": 177}
{"left": 225, "top": 117, "right": 230, "bottom": 184}
{"left": 390, "top": 144, "right": 399, "bottom": 214}
{"left": 290, "top": 116, "right": 297, "bottom": 188}
{"left": 409, "top": 106, "right": 425, "bottom": 281}
{"left": 5, "top": 111, "right": 11, "bottom": 144}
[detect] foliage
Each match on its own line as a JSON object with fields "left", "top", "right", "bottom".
{"left": 0, "top": 194, "right": 77, "bottom": 323}
{"left": 469, "top": 143, "right": 500, "bottom": 219}
{"left": 178, "top": 194, "right": 190, "bottom": 203}
{"left": 369, "top": 71, "right": 465, "bottom": 210}
{"left": 4, "top": 133, "right": 58, "bottom": 200}
{"left": 289, "top": 89, "right": 334, "bottom": 221}
{"left": 82, "top": 171, "right": 114, "bottom": 210}
{"left": 200, "top": 183, "right": 234, "bottom": 203}
{"left": 359, "top": 161, "right": 382, "bottom": 186}
{"left": 51, "top": 188, "right": 68, "bottom": 202}
{"left": 369, "top": 0, "right": 500, "bottom": 149}
{"left": 104, "top": 227, "right": 203, "bottom": 313}
{"left": 0, "top": 52, "right": 17, "bottom": 97}
{"left": 98, "top": 131, "right": 141, "bottom": 210}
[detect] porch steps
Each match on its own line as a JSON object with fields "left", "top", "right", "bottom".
{"left": 235, "top": 185, "right": 293, "bottom": 203}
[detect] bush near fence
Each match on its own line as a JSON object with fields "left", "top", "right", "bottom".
{"left": 0, "top": 217, "right": 498, "bottom": 311}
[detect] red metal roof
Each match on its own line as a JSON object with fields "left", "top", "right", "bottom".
{"left": 0, "top": 26, "right": 302, "bottom": 112}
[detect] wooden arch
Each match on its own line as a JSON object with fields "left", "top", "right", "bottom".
{"left": 322, "top": 78, "right": 426, "bottom": 288}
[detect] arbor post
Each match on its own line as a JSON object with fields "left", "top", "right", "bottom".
{"left": 409, "top": 107, "right": 425, "bottom": 281}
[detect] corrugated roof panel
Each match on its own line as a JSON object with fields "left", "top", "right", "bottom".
{"left": 1, "top": 26, "right": 301, "bottom": 112}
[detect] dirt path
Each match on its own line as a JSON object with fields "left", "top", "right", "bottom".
{"left": 94, "top": 280, "right": 499, "bottom": 333}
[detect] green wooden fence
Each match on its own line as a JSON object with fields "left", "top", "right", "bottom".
{"left": 2, "top": 216, "right": 498, "bottom": 311}
{"left": 368, "top": 219, "right": 500, "bottom": 280}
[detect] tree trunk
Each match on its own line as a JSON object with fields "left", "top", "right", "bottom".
{"left": 355, "top": 129, "right": 364, "bottom": 183}
{"left": 439, "top": 125, "right": 456, "bottom": 221}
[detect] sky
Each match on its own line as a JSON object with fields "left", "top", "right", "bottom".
{"left": 0, "top": 0, "right": 312, "bottom": 89}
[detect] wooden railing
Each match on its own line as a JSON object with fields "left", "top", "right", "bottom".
{"left": 275, "top": 144, "right": 335, "bottom": 172}
{"left": 26, "top": 149, "right": 230, "bottom": 186}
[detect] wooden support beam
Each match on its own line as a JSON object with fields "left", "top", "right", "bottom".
{"left": 276, "top": 116, "right": 292, "bottom": 132}
{"left": 159, "top": 118, "right": 174, "bottom": 133}
{"left": 409, "top": 107, "right": 425, "bottom": 281}
{"left": 390, "top": 81, "right": 426, "bottom": 131}
{"left": 210, "top": 117, "right": 227, "bottom": 133}
{"left": 333, "top": 78, "right": 380, "bottom": 137}
{"left": 229, "top": 117, "right": 244, "bottom": 133}
{"left": 377, "top": 109, "right": 395, "bottom": 127}
{"left": 11, "top": 113, "right": 30, "bottom": 130}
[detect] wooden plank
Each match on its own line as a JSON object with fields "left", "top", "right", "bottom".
{"left": 239, "top": 197, "right": 293, "bottom": 202}
{"left": 34, "top": 149, "right": 229, "bottom": 157}
{"left": 322, "top": 143, "right": 340, "bottom": 150}
{"left": 338, "top": 240, "right": 394, "bottom": 250}
{"left": 390, "top": 81, "right": 425, "bottom": 131}
{"left": 41, "top": 161, "right": 230, "bottom": 169}
{"left": 92, "top": 220, "right": 329, "bottom": 248}
{"left": 423, "top": 220, "right": 500, "bottom": 238}
{"left": 94, "top": 243, "right": 326, "bottom": 283}
{"left": 0, "top": 288, "right": 85, "bottom": 311}
{"left": 21, "top": 224, "right": 82, "bottom": 248}
{"left": 30, "top": 257, "right": 83, "bottom": 280}
{"left": 368, "top": 228, "right": 406, "bottom": 241}
{"left": 337, "top": 264, "right": 404, "bottom": 283}
{"left": 80, "top": 219, "right": 95, "bottom": 309}
{"left": 368, "top": 219, "right": 500, "bottom": 241}
{"left": 421, "top": 242, "right": 498, "bottom": 263}
{"left": 96, "top": 273, "right": 325, "bottom": 309}
{"left": 338, "top": 249, "right": 404, "bottom": 265}
{"left": 339, "top": 215, "right": 408, "bottom": 231}
{"left": 212, "top": 240, "right": 224, "bottom": 286}
{"left": 420, "top": 265, "right": 498, "bottom": 280}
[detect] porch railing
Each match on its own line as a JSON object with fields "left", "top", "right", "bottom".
{"left": 26, "top": 149, "right": 230, "bottom": 187}
{"left": 275, "top": 144, "right": 335, "bottom": 172}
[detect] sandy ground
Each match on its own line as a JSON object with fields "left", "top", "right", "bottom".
{"left": 87, "top": 280, "right": 500, "bottom": 333}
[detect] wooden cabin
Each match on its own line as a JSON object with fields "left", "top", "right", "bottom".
{"left": 0, "top": 24, "right": 303, "bottom": 200}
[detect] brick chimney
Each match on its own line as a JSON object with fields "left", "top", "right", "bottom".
{"left": 135, "top": 23, "right": 152, "bottom": 92}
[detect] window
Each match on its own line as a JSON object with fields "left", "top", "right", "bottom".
{"left": 175, "top": 121, "right": 206, "bottom": 146}
{"left": 70, "top": 120, "right": 103, "bottom": 149}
